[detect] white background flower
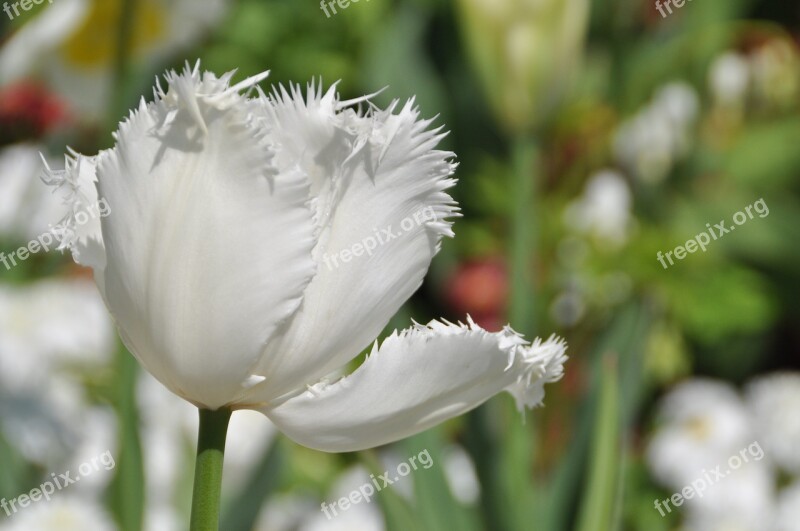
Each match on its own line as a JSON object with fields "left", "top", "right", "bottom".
{"left": 614, "top": 82, "right": 700, "bottom": 183}
{"left": 745, "top": 372, "right": 800, "bottom": 474}
{"left": 680, "top": 463, "right": 774, "bottom": 531}
{"left": 564, "top": 169, "right": 632, "bottom": 247}
{"left": 773, "top": 481, "right": 800, "bottom": 531}
{"left": 0, "top": 279, "right": 116, "bottom": 467}
{"left": 0, "top": 495, "right": 117, "bottom": 531}
{"left": 646, "top": 379, "right": 753, "bottom": 488}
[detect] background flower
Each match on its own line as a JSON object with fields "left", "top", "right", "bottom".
{"left": 745, "top": 373, "right": 800, "bottom": 474}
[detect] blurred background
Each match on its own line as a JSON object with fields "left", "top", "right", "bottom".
{"left": 0, "top": 0, "right": 798, "bottom": 530}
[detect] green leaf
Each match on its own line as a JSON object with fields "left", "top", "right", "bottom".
{"left": 464, "top": 406, "right": 508, "bottom": 531}
{"left": 361, "top": 451, "right": 418, "bottom": 531}
{"left": 107, "top": 348, "right": 145, "bottom": 531}
{"left": 403, "top": 429, "right": 480, "bottom": 531}
{"left": 725, "top": 119, "right": 800, "bottom": 189}
{"left": 0, "top": 429, "right": 31, "bottom": 500}
{"left": 574, "top": 355, "right": 623, "bottom": 531}
{"left": 546, "top": 303, "right": 650, "bottom": 531}
{"left": 665, "top": 265, "right": 778, "bottom": 344}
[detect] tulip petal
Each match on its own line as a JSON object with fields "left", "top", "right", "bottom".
{"left": 242, "top": 85, "right": 459, "bottom": 402}
{"left": 262, "top": 317, "right": 567, "bottom": 452}
{"left": 42, "top": 152, "right": 107, "bottom": 288}
{"left": 95, "top": 67, "right": 317, "bottom": 408}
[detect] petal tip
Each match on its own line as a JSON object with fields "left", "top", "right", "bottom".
{"left": 505, "top": 334, "right": 569, "bottom": 412}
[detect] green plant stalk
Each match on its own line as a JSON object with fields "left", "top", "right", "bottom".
{"left": 507, "top": 134, "right": 541, "bottom": 529}
{"left": 575, "top": 355, "right": 623, "bottom": 531}
{"left": 108, "top": 349, "right": 144, "bottom": 531}
{"left": 107, "top": 7, "right": 145, "bottom": 528}
{"left": 466, "top": 134, "right": 542, "bottom": 531}
{"left": 110, "top": 0, "right": 137, "bottom": 131}
{"left": 190, "top": 408, "right": 233, "bottom": 531}
{"left": 509, "top": 134, "right": 538, "bottom": 333}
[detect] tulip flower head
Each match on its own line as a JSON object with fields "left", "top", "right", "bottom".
{"left": 45, "top": 62, "right": 567, "bottom": 453}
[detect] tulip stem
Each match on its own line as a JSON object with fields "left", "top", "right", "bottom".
{"left": 509, "top": 134, "right": 539, "bottom": 333}
{"left": 110, "top": 0, "right": 138, "bottom": 129}
{"left": 190, "top": 407, "right": 233, "bottom": 531}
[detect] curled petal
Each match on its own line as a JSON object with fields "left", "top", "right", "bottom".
{"left": 261, "top": 317, "right": 567, "bottom": 452}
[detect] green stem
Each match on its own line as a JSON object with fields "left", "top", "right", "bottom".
{"left": 109, "top": 350, "right": 144, "bottom": 531}
{"left": 509, "top": 134, "right": 539, "bottom": 333}
{"left": 465, "top": 134, "right": 543, "bottom": 531}
{"left": 109, "top": 0, "right": 138, "bottom": 132}
{"left": 190, "top": 408, "right": 233, "bottom": 531}
{"left": 507, "top": 134, "right": 541, "bottom": 529}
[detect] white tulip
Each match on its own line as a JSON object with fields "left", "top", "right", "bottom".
{"left": 45, "top": 63, "right": 567, "bottom": 452}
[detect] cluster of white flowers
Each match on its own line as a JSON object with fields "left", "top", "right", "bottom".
{"left": 647, "top": 375, "right": 800, "bottom": 531}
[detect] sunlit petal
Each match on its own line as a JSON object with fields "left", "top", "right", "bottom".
{"left": 263, "top": 317, "right": 567, "bottom": 451}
